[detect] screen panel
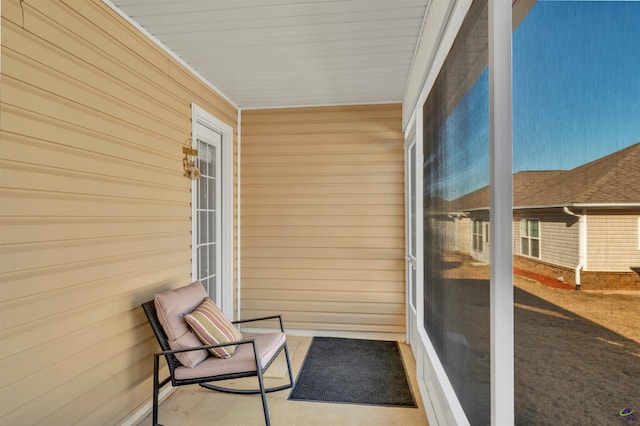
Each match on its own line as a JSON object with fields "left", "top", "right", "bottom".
{"left": 422, "top": 2, "right": 490, "bottom": 423}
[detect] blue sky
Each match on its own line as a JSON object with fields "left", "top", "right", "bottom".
{"left": 513, "top": 0, "right": 640, "bottom": 171}
{"left": 436, "top": 1, "right": 640, "bottom": 200}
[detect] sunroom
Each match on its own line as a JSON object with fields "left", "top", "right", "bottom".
{"left": 2, "top": 0, "right": 639, "bottom": 425}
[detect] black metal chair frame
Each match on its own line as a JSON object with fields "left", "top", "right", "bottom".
{"left": 141, "top": 300, "right": 294, "bottom": 426}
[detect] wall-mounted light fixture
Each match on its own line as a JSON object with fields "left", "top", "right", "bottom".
{"left": 182, "top": 139, "right": 201, "bottom": 179}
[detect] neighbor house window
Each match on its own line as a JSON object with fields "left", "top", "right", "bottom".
{"left": 520, "top": 219, "right": 540, "bottom": 258}
{"left": 473, "top": 220, "right": 484, "bottom": 251}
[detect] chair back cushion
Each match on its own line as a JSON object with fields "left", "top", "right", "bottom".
{"left": 184, "top": 298, "right": 243, "bottom": 358}
{"left": 154, "top": 281, "right": 209, "bottom": 367}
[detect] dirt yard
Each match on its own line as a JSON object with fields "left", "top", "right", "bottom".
{"left": 441, "top": 253, "right": 640, "bottom": 425}
{"left": 515, "top": 277, "right": 640, "bottom": 343}
{"left": 514, "top": 277, "right": 640, "bottom": 425}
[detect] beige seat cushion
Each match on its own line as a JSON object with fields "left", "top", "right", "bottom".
{"left": 174, "top": 332, "right": 286, "bottom": 381}
{"left": 154, "top": 281, "right": 209, "bottom": 368}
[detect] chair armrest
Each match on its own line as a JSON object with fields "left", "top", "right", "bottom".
{"left": 232, "top": 315, "right": 285, "bottom": 332}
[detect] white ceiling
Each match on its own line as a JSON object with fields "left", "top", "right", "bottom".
{"left": 111, "top": 0, "right": 431, "bottom": 109}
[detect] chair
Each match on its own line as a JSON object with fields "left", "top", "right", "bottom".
{"left": 141, "top": 299, "right": 294, "bottom": 426}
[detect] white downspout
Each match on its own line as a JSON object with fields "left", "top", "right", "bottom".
{"left": 563, "top": 207, "right": 585, "bottom": 289}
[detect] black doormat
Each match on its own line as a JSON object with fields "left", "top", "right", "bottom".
{"left": 288, "top": 337, "right": 417, "bottom": 407}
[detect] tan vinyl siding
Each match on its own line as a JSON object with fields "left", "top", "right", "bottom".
{"left": 587, "top": 209, "right": 640, "bottom": 272}
{"left": 0, "top": 1, "right": 237, "bottom": 424}
{"left": 241, "top": 104, "right": 405, "bottom": 338}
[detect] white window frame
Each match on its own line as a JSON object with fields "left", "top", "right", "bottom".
{"left": 473, "top": 219, "right": 484, "bottom": 251}
{"left": 520, "top": 218, "right": 541, "bottom": 259}
{"left": 191, "top": 104, "right": 234, "bottom": 319}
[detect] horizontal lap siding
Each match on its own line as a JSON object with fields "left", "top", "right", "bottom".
{"left": 513, "top": 210, "right": 579, "bottom": 268}
{"left": 539, "top": 212, "right": 579, "bottom": 268}
{"left": 241, "top": 105, "right": 405, "bottom": 337}
{"left": 0, "top": 1, "right": 237, "bottom": 424}
{"left": 587, "top": 209, "right": 640, "bottom": 271}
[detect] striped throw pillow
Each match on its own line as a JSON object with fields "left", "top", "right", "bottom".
{"left": 184, "top": 298, "right": 243, "bottom": 359}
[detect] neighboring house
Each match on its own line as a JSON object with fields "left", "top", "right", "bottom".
{"left": 450, "top": 142, "right": 640, "bottom": 290}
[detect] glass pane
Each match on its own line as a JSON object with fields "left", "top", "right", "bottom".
{"left": 202, "top": 277, "right": 215, "bottom": 301}
{"left": 208, "top": 176, "right": 216, "bottom": 210}
{"left": 199, "top": 245, "right": 208, "bottom": 278}
{"left": 210, "top": 145, "right": 216, "bottom": 173}
{"left": 198, "top": 173, "right": 207, "bottom": 206}
{"left": 521, "top": 238, "right": 529, "bottom": 256}
{"left": 530, "top": 239, "right": 539, "bottom": 258}
{"left": 208, "top": 213, "right": 215, "bottom": 242}
{"left": 514, "top": 2, "right": 640, "bottom": 424}
{"left": 197, "top": 140, "right": 209, "bottom": 176}
{"left": 422, "top": 1, "right": 490, "bottom": 423}
{"left": 198, "top": 211, "right": 207, "bottom": 244}
{"left": 210, "top": 248, "right": 216, "bottom": 276}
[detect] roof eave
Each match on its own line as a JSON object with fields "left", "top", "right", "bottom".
{"left": 459, "top": 202, "right": 640, "bottom": 212}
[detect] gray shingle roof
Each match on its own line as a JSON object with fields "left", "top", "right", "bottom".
{"left": 451, "top": 142, "right": 640, "bottom": 210}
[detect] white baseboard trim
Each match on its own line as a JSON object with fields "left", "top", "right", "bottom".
{"left": 120, "top": 383, "right": 175, "bottom": 426}
{"left": 240, "top": 327, "right": 405, "bottom": 342}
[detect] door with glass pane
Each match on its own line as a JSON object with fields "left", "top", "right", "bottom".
{"left": 405, "top": 126, "right": 418, "bottom": 354}
{"left": 193, "top": 124, "right": 222, "bottom": 305}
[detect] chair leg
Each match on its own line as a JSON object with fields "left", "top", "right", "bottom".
{"left": 284, "top": 342, "right": 294, "bottom": 387}
{"left": 253, "top": 341, "right": 271, "bottom": 426}
{"left": 198, "top": 342, "right": 294, "bottom": 424}
{"left": 257, "top": 367, "right": 270, "bottom": 426}
{"left": 153, "top": 355, "right": 161, "bottom": 426}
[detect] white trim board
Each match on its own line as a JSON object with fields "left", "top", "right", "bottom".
{"left": 240, "top": 328, "right": 405, "bottom": 343}
{"left": 239, "top": 100, "right": 401, "bottom": 111}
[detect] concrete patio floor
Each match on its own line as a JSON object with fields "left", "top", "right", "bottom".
{"left": 138, "top": 335, "right": 428, "bottom": 426}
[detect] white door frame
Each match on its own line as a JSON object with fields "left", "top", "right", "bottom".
{"left": 191, "top": 103, "right": 234, "bottom": 319}
{"left": 404, "top": 119, "right": 418, "bottom": 355}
